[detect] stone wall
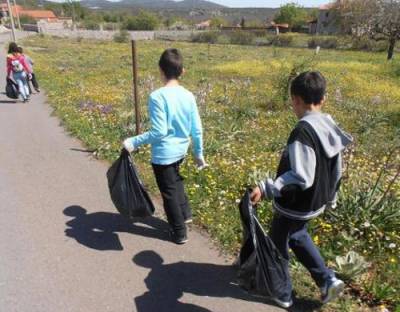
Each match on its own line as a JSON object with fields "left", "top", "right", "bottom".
{"left": 39, "top": 27, "right": 204, "bottom": 42}
{"left": 39, "top": 29, "right": 155, "bottom": 41}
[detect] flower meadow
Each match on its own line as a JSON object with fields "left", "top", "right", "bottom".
{"left": 23, "top": 36, "right": 399, "bottom": 311}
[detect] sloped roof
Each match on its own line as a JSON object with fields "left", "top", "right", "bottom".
{"left": 320, "top": 3, "right": 335, "bottom": 10}
{"left": 19, "top": 10, "right": 57, "bottom": 19}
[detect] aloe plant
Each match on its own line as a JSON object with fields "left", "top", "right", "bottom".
{"left": 335, "top": 251, "right": 370, "bottom": 281}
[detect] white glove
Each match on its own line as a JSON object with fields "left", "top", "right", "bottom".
{"left": 195, "top": 156, "right": 208, "bottom": 170}
{"left": 123, "top": 138, "right": 136, "bottom": 153}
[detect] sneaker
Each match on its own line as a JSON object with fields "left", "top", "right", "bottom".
{"left": 22, "top": 98, "right": 29, "bottom": 103}
{"left": 35, "top": 88, "right": 41, "bottom": 93}
{"left": 184, "top": 218, "right": 193, "bottom": 224}
{"left": 169, "top": 231, "right": 188, "bottom": 245}
{"left": 321, "top": 277, "right": 345, "bottom": 304}
{"left": 272, "top": 297, "right": 293, "bottom": 309}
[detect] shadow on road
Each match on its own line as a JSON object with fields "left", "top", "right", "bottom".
{"left": 0, "top": 100, "right": 18, "bottom": 104}
{"left": 70, "top": 148, "right": 96, "bottom": 153}
{"left": 63, "top": 206, "right": 171, "bottom": 250}
{"left": 133, "top": 250, "right": 263, "bottom": 312}
{"left": 288, "top": 298, "right": 322, "bottom": 312}
{"left": 133, "top": 250, "right": 323, "bottom": 312}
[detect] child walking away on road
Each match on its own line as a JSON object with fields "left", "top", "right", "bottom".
{"left": 123, "top": 49, "right": 206, "bottom": 245}
{"left": 18, "top": 46, "right": 40, "bottom": 93}
{"left": 251, "top": 72, "right": 353, "bottom": 308}
{"left": 6, "top": 42, "right": 32, "bottom": 103}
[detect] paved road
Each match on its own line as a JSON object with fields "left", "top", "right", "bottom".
{"left": 0, "top": 37, "right": 283, "bottom": 311}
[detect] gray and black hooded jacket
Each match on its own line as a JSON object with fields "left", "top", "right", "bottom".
{"left": 259, "top": 112, "right": 353, "bottom": 221}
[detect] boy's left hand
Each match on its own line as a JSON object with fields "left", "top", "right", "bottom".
{"left": 250, "top": 187, "right": 262, "bottom": 205}
{"left": 195, "top": 156, "right": 208, "bottom": 170}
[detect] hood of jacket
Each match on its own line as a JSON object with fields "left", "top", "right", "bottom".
{"left": 301, "top": 112, "right": 353, "bottom": 158}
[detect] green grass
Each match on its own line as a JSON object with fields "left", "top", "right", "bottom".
{"left": 21, "top": 35, "right": 400, "bottom": 311}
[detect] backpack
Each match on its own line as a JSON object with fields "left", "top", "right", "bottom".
{"left": 11, "top": 58, "right": 24, "bottom": 73}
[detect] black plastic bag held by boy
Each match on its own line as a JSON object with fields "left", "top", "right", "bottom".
{"left": 237, "top": 190, "right": 290, "bottom": 300}
{"left": 107, "top": 149, "right": 155, "bottom": 219}
{"left": 5, "top": 78, "right": 19, "bottom": 99}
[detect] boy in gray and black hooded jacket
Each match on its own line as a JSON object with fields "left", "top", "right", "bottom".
{"left": 251, "top": 71, "right": 353, "bottom": 309}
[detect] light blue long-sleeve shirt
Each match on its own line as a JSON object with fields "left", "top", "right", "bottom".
{"left": 129, "top": 85, "right": 203, "bottom": 165}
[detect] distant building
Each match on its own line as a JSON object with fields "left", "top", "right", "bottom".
{"left": 19, "top": 10, "right": 57, "bottom": 21}
{"left": 0, "top": 4, "right": 23, "bottom": 18}
{"left": 0, "top": 4, "right": 57, "bottom": 22}
{"left": 196, "top": 20, "right": 211, "bottom": 30}
{"left": 268, "top": 22, "right": 289, "bottom": 35}
{"left": 308, "top": 19, "right": 318, "bottom": 34}
{"left": 314, "top": 2, "right": 340, "bottom": 35}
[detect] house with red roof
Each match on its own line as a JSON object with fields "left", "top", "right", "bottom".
{"left": 0, "top": 3, "right": 57, "bottom": 22}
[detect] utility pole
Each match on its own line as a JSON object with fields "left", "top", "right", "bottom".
{"left": 12, "top": 0, "right": 21, "bottom": 29}
{"left": 6, "top": 0, "right": 16, "bottom": 42}
{"left": 131, "top": 40, "right": 140, "bottom": 135}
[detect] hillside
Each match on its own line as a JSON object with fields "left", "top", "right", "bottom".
{"left": 80, "top": 0, "right": 226, "bottom": 10}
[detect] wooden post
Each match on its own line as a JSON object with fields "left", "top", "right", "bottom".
{"left": 6, "top": 0, "right": 16, "bottom": 42}
{"left": 131, "top": 40, "right": 140, "bottom": 135}
{"left": 12, "top": 0, "right": 21, "bottom": 30}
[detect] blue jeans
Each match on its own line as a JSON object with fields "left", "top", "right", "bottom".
{"left": 13, "top": 71, "right": 30, "bottom": 100}
{"left": 269, "top": 214, "right": 334, "bottom": 299}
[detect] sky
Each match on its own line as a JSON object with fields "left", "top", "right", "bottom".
{"left": 207, "top": 0, "right": 327, "bottom": 8}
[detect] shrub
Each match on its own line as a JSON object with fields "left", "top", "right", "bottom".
{"left": 113, "top": 30, "right": 129, "bottom": 43}
{"left": 352, "top": 37, "right": 388, "bottom": 52}
{"left": 254, "top": 37, "right": 270, "bottom": 46}
{"left": 82, "top": 20, "right": 101, "bottom": 30}
{"left": 123, "top": 11, "right": 159, "bottom": 31}
{"left": 308, "top": 36, "right": 339, "bottom": 49}
{"left": 19, "top": 15, "right": 37, "bottom": 25}
{"left": 229, "top": 31, "right": 256, "bottom": 45}
{"left": 270, "top": 34, "right": 294, "bottom": 47}
{"left": 191, "top": 32, "right": 219, "bottom": 44}
{"left": 103, "top": 23, "right": 117, "bottom": 31}
{"left": 216, "top": 35, "right": 230, "bottom": 45}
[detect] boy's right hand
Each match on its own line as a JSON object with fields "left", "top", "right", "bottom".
{"left": 250, "top": 187, "right": 262, "bottom": 205}
{"left": 122, "top": 138, "right": 136, "bottom": 153}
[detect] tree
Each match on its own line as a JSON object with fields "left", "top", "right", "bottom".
{"left": 274, "top": 3, "right": 308, "bottom": 31}
{"left": 335, "top": 0, "right": 378, "bottom": 36}
{"left": 123, "top": 10, "right": 160, "bottom": 31}
{"left": 336, "top": 0, "right": 400, "bottom": 59}
{"left": 373, "top": 0, "right": 400, "bottom": 60}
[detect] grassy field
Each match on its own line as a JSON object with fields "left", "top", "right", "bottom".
{"left": 21, "top": 36, "right": 399, "bottom": 311}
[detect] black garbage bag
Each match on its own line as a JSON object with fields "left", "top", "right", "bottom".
{"left": 237, "top": 190, "right": 290, "bottom": 300}
{"left": 6, "top": 78, "right": 19, "bottom": 99}
{"left": 107, "top": 149, "right": 155, "bottom": 219}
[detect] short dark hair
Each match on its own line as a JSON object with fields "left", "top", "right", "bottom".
{"left": 159, "top": 48, "right": 183, "bottom": 80}
{"left": 290, "top": 71, "right": 327, "bottom": 105}
{"left": 17, "top": 46, "right": 23, "bottom": 53}
{"left": 8, "top": 42, "right": 19, "bottom": 54}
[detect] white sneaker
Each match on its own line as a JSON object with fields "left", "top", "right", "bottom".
{"left": 184, "top": 218, "right": 193, "bottom": 224}
{"left": 272, "top": 297, "right": 293, "bottom": 308}
{"left": 321, "top": 277, "right": 345, "bottom": 304}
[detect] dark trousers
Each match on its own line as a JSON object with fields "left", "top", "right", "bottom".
{"left": 269, "top": 214, "right": 334, "bottom": 299}
{"left": 28, "top": 73, "right": 39, "bottom": 93}
{"left": 152, "top": 159, "right": 191, "bottom": 237}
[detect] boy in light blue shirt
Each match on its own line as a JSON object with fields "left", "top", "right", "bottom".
{"left": 123, "top": 48, "right": 206, "bottom": 244}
